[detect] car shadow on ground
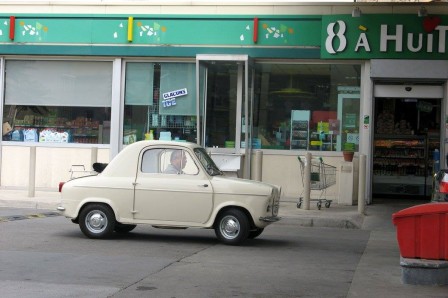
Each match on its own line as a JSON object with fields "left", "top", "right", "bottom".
{"left": 57, "top": 228, "right": 292, "bottom": 247}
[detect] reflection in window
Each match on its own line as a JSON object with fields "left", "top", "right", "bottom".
{"left": 123, "top": 62, "right": 197, "bottom": 145}
{"left": 141, "top": 148, "right": 164, "bottom": 173}
{"left": 252, "top": 64, "right": 361, "bottom": 152}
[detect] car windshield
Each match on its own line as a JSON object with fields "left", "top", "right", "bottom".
{"left": 194, "top": 148, "right": 223, "bottom": 176}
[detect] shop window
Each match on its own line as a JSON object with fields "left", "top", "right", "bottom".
{"left": 252, "top": 64, "right": 361, "bottom": 152}
{"left": 2, "top": 60, "right": 112, "bottom": 144}
{"left": 123, "top": 62, "right": 197, "bottom": 145}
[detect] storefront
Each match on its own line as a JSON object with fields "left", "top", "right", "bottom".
{"left": 0, "top": 2, "right": 447, "bottom": 204}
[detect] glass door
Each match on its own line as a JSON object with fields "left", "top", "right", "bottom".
{"left": 196, "top": 54, "right": 252, "bottom": 178}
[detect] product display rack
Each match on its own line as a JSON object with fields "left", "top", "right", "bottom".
{"left": 309, "top": 131, "right": 335, "bottom": 151}
{"left": 12, "top": 124, "right": 102, "bottom": 143}
{"left": 290, "top": 110, "right": 310, "bottom": 150}
{"left": 373, "top": 134, "right": 439, "bottom": 197}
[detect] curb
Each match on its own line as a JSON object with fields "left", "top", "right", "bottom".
{"left": 0, "top": 211, "right": 60, "bottom": 223}
{"left": 280, "top": 214, "right": 364, "bottom": 229}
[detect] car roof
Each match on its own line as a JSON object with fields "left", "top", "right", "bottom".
{"left": 101, "top": 140, "right": 202, "bottom": 177}
{"left": 127, "top": 140, "right": 202, "bottom": 150}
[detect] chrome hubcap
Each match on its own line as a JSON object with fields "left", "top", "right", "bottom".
{"left": 220, "top": 215, "right": 240, "bottom": 240}
{"left": 85, "top": 210, "right": 107, "bottom": 234}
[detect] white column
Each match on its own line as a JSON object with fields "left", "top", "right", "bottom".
{"left": 358, "top": 154, "right": 366, "bottom": 214}
{"left": 303, "top": 152, "right": 312, "bottom": 210}
{"left": 28, "top": 146, "right": 36, "bottom": 197}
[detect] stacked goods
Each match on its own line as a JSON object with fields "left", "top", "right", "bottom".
{"left": 376, "top": 111, "right": 413, "bottom": 135}
{"left": 376, "top": 111, "right": 394, "bottom": 134}
{"left": 394, "top": 119, "right": 412, "bottom": 135}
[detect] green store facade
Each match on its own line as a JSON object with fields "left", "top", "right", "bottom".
{"left": 1, "top": 1, "right": 448, "bottom": 205}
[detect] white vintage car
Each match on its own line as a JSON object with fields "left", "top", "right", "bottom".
{"left": 57, "top": 141, "right": 281, "bottom": 245}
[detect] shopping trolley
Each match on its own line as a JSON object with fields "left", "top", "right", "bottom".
{"left": 297, "top": 156, "right": 337, "bottom": 210}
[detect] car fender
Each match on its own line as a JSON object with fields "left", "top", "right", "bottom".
{"left": 74, "top": 197, "right": 121, "bottom": 221}
{"left": 205, "top": 200, "right": 255, "bottom": 227}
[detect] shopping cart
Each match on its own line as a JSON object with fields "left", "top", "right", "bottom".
{"left": 297, "top": 156, "right": 337, "bottom": 210}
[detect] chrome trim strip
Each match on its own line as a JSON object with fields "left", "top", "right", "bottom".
{"left": 57, "top": 206, "right": 65, "bottom": 211}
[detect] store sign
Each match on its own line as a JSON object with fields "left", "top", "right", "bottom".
{"left": 321, "top": 15, "right": 448, "bottom": 60}
{"left": 161, "top": 88, "right": 188, "bottom": 108}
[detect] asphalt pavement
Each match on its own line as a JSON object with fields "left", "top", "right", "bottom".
{"left": 0, "top": 189, "right": 447, "bottom": 296}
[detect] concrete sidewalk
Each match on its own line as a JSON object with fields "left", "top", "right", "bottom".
{"left": 0, "top": 189, "right": 61, "bottom": 210}
{"left": 0, "top": 189, "right": 447, "bottom": 295}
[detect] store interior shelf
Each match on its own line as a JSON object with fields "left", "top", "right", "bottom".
{"left": 373, "top": 134, "right": 440, "bottom": 197}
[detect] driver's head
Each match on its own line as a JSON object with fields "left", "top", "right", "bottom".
{"left": 170, "top": 150, "right": 187, "bottom": 169}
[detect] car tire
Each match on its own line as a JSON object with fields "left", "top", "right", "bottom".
{"left": 79, "top": 204, "right": 115, "bottom": 239}
{"left": 114, "top": 223, "right": 137, "bottom": 234}
{"left": 248, "top": 228, "right": 264, "bottom": 239}
{"left": 214, "top": 209, "right": 249, "bottom": 245}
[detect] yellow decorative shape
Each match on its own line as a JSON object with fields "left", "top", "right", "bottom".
{"left": 358, "top": 25, "right": 367, "bottom": 31}
{"left": 127, "top": 17, "right": 134, "bottom": 42}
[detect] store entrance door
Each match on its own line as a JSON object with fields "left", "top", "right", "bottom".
{"left": 372, "top": 84, "right": 444, "bottom": 200}
{"left": 196, "top": 55, "right": 254, "bottom": 179}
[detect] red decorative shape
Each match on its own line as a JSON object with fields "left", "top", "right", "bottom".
{"left": 9, "top": 16, "right": 15, "bottom": 40}
{"left": 253, "top": 17, "right": 258, "bottom": 43}
{"left": 423, "top": 16, "right": 441, "bottom": 33}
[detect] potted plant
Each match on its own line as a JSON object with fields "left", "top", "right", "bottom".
{"left": 342, "top": 142, "right": 355, "bottom": 162}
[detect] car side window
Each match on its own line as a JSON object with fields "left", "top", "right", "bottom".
{"left": 160, "top": 149, "right": 199, "bottom": 175}
{"left": 141, "top": 149, "right": 163, "bottom": 173}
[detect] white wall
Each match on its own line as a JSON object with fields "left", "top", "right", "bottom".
{"left": 254, "top": 152, "right": 351, "bottom": 201}
{"left": 0, "top": 1, "right": 447, "bottom": 16}
{"left": 1, "top": 146, "right": 109, "bottom": 190}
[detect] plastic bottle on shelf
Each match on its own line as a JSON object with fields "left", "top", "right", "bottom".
{"left": 144, "top": 130, "right": 154, "bottom": 140}
{"left": 433, "top": 149, "right": 440, "bottom": 173}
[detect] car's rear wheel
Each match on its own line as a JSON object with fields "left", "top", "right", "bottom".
{"left": 79, "top": 204, "right": 115, "bottom": 239}
{"left": 214, "top": 209, "right": 249, "bottom": 245}
{"left": 114, "top": 223, "right": 137, "bottom": 234}
{"left": 248, "top": 228, "right": 264, "bottom": 239}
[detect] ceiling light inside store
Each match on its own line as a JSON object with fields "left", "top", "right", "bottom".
{"left": 270, "top": 76, "right": 314, "bottom": 98}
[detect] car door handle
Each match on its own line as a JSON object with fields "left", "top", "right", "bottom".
{"left": 199, "top": 184, "right": 208, "bottom": 187}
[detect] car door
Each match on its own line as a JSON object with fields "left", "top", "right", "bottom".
{"left": 133, "top": 147, "right": 213, "bottom": 224}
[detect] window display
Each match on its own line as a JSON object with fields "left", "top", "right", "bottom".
{"left": 123, "top": 62, "right": 197, "bottom": 145}
{"left": 2, "top": 60, "right": 112, "bottom": 144}
{"left": 3, "top": 106, "right": 111, "bottom": 144}
{"left": 252, "top": 64, "right": 361, "bottom": 151}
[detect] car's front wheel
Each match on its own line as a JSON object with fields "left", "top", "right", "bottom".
{"left": 214, "top": 209, "right": 249, "bottom": 245}
{"left": 79, "top": 204, "right": 115, "bottom": 239}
